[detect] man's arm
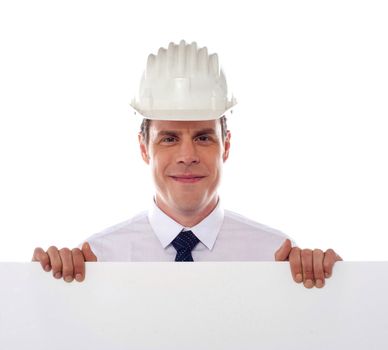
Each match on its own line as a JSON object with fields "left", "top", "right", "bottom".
{"left": 32, "top": 242, "right": 97, "bottom": 282}
{"left": 275, "top": 239, "right": 342, "bottom": 288}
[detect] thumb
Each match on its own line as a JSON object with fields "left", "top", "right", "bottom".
{"left": 82, "top": 242, "right": 98, "bottom": 262}
{"left": 274, "top": 239, "right": 292, "bottom": 261}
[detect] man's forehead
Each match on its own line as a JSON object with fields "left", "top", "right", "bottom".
{"left": 150, "top": 120, "right": 220, "bottom": 133}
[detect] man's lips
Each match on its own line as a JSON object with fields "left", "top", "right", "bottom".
{"left": 169, "top": 175, "right": 206, "bottom": 183}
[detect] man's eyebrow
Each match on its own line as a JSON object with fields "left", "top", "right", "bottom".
{"left": 193, "top": 128, "right": 217, "bottom": 137}
{"left": 156, "top": 128, "right": 217, "bottom": 138}
{"left": 156, "top": 130, "right": 181, "bottom": 137}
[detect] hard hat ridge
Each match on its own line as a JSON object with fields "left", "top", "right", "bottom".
{"left": 130, "top": 40, "right": 237, "bottom": 121}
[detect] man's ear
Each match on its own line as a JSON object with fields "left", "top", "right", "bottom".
{"left": 138, "top": 133, "right": 150, "bottom": 164}
{"left": 222, "top": 130, "right": 231, "bottom": 162}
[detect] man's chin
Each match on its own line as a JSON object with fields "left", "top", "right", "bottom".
{"left": 171, "top": 197, "right": 207, "bottom": 213}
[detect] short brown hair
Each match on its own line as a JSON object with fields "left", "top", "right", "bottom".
{"left": 140, "top": 116, "right": 228, "bottom": 144}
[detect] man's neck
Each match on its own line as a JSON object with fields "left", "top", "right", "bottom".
{"left": 155, "top": 196, "right": 219, "bottom": 227}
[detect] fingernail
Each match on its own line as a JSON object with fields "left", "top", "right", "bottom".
{"left": 83, "top": 242, "right": 89, "bottom": 249}
{"left": 325, "top": 272, "right": 331, "bottom": 278}
{"left": 64, "top": 276, "right": 73, "bottom": 282}
{"left": 295, "top": 273, "right": 303, "bottom": 283}
{"left": 44, "top": 265, "right": 51, "bottom": 272}
{"left": 316, "top": 279, "right": 324, "bottom": 288}
{"left": 305, "top": 279, "right": 314, "bottom": 288}
{"left": 75, "top": 274, "right": 82, "bottom": 281}
{"left": 54, "top": 272, "right": 62, "bottom": 279}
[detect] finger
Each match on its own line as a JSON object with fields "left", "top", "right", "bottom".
{"left": 301, "top": 249, "right": 314, "bottom": 288}
{"left": 274, "top": 239, "right": 292, "bottom": 261}
{"left": 72, "top": 248, "right": 85, "bottom": 282}
{"left": 323, "top": 249, "right": 338, "bottom": 278}
{"left": 313, "top": 249, "right": 325, "bottom": 288}
{"left": 81, "top": 242, "right": 97, "bottom": 262}
{"left": 47, "top": 246, "right": 63, "bottom": 279}
{"left": 59, "top": 248, "right": 74, "bottom": 283}
{"left": 32, "top": 247, "right": 51, "bottom": 272}
{"left": 289, "top": 247, "right": 303, "bottom": 283}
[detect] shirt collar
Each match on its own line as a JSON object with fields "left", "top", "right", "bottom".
{"left": 148, "top": 198, "right": 224, "bottom": 250}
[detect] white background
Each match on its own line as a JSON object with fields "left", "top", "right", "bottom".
{"left": 0, "top": 0, "right": 387, "bottom": 261}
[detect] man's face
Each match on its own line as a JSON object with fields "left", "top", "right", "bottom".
{"left": 139, "top": 119, "right": 231, "bottom": 217}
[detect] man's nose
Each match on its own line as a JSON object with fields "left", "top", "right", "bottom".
{"left": 176, "top": 139, "right": 200, "bottom": 165}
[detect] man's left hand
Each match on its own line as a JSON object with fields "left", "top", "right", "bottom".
{"left": 275, "top": 239, "right": 342, "bottom": 288}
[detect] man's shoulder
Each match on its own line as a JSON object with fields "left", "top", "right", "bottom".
{"left": 223, "top": 209, "right": 295, "bottom": 243}
{"left": 85, "top": 210, "right": 150, "bottom": 242}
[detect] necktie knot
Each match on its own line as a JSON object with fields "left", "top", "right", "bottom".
{"left": 171, "top": 230, "right": 200, "bottom": 262}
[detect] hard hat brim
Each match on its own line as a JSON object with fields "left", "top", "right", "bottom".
{"left": 130, "top": 104, "right": 236, "bottom": 121}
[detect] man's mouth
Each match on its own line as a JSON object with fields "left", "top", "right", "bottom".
{"left": 169, "top": 175, "right": 206, "bottom": 183}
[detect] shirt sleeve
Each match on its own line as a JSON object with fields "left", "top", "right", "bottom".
{"left": 77, "top": 236, "right": 103, "bottom": 261}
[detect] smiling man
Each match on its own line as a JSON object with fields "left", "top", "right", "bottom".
{"left": 144, "top": 120, "right": 227, "bottom": 227}
{"left": 32, "top": 40, "right": 342, "bottom": 288}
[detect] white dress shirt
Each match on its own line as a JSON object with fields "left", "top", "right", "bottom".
{"left": 83, "top": 199, "right": 294, "bottom": 261}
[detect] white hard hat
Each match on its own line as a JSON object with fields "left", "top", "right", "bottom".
{"left": 130, "top": 40, "right": 237, "bottom": 121}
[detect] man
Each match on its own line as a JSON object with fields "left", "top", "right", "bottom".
{"left": 32, "top": 40, "right": 342, "bottom": 288}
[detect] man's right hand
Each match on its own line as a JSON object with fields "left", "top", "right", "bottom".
{"left": 32, "top": 242, "right": 97, "bottom": 283}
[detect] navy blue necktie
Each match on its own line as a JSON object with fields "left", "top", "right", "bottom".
{"left": 171, "top": 230, "right": 200, "bottom": 262}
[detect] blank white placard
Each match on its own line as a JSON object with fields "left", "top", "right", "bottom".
{"left": 0, "top": 262, "right": 387, "bottom": 350}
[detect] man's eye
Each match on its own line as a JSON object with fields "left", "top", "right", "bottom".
{"left": 196, "top": 135, "right": 211, "bottom": 142}
{"left": 161, "top": 137, "right": 177, "bottom": 143}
